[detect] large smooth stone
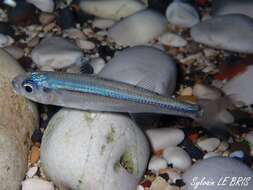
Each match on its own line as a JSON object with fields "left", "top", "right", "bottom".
{"left": 222, "top": 65, "right": 253, "bottom": 105}
{"left": 191, "top": 14, "right": 253, "bottom": 54}
{"left": 27, "top": 0, "right": 54, "bottom": 12}
{"left": 166, "top": 1, "right": 199, "bottom": 28}
{"left": 99, "top": 46, "right": 177, "bottom": 95}
{"left": 80, "top": 0, "right": 146, "bottom": 20}
{"left": 0, "top": 49, "right": 38, "bottom": 190}
{"left": 108, "top": 10, "right": 167, "bottom": 46}
{"left": 212, "top": 0, "right": 253, "bottom": 19}
{"left": 183, "top": 157, "right": 253, "bottom": 190}
{"left": 146, "top": 128, "right": 185, "bottom": 151}
{"left": 41, "top": 109, "right": 150, "bottom": 190}
{"left": 31, "top": 37, "right": 83, "bottom": 70}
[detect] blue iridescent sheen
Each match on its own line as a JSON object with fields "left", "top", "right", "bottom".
{"left": 30, "top": 73, "right": 200, "bottom": 115}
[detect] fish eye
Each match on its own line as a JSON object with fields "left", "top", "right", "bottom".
{"left": 23, "top": 83, "right": 33, "bottom": 93}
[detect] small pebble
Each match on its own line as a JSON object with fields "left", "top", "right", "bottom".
{"left": 146, "top": 128, "right": 185, "bottom": 151}
{"left": 89, "top": 57, "right": 106, "bottom": 74}
{"left": 166, "top": 1, "right": 199, "bottom": 28}
{"left": 76, "top": 39, "right": 96, "bottom": 50}
{"left": 159, "top": 32, "right": 187, "bottom": 47}
{"left": 180, "top": 87, "right": 193, "bottom": 96}
{"left": 148, "top": 156, "right": 168, "bottom": 172}
{"left": 39, "top": 13, "right": 56, "bottom": 25}
{"left": 193, "top": 83, "right": 221, "bottom": 100}
{"left": 0, "top": 34, "right": 14, "bottom": 47}
{"left": 30, "top": 144, "right": 40, "bottom": 164}
{"left": 197, "top": 137, "right": 221, "bottom": 152}
{"left": 163, "top": 146, "right": 192, "bottom": 171}
{"left": 150, "top": 177, "right": 180, "bottom": 190}
{"left": 26, "top": 166, "right": 38, "bottom": 178}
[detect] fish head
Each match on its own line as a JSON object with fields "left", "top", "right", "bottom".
{"left": 12, "top": 72, "right": 56, "bottom": 104}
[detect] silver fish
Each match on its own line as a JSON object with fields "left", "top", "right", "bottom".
{"left": 12, "top": 71, "right": 202, "bottom": 119}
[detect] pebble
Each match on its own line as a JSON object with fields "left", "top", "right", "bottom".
{"left": 89, "top": 57, "right": 106, "bottom": 74}
{"left": 63, "top": 28, "right": 86, "bottom": 39}
{"left": 27, "top": 37, "right": 40, "bottom": 48}
{"left": 146, "top": 128, "right": 185, "bottom": 151}
{"left": 137, "top": 185, "right": 144, "bottom": 190}
{"left": 163, "top": 146, "right": 192, "bottom": 171}
{"left": 108, "top": 10, "right": 168, "bottom": 46}
{"left": 212, "top": 0, "right": 253, "bottom": 19}
{"left": 31, "top": 36, "right": 83, "bottom": 70}
{"left": 245, "top": 132, "right": 253, "bottom": 155}
{"left": 76, "top": 39, "right": 96, "bottom": 50}
{"left": 163, "top": 169, "right": 182, "bottom": 184}
{"left": 166, "top": 1, "right": 199, "bottom": 28}
{"left": 197, "top": 138, "right": 221, "bottom": 152}
{"left": 41, "top": 109, "right": 150, "bottom": 190}
{"left": 223, "top": 65, "right": 253, "bottom": 105}
{"left": 22, "top": 178, "right": 54, "bottom": 190}
{"left": 80, "top": 0, "right": 146, "bottom": 20}
{"left": 30, "top": 144, "right": 40, "bottom": 164}
{"left": 99, "top": 46, "right": 177, "bottom": 95}
{"left": 183, "top": 157, "right": 253, "bottom": 190}
{"left": 230, "top": 150, "right": 245, "bottom": 159}
{"left": 39, "top": 13, "right": 56, "bottom": 25}
{"left": 217, "top": 141, "right": 229, "bottom": 152}
{"left": 150, "top": 176, "right": 180, "bottom": 190}
{"left": 191, "top": 14, "right": 253, "bottom": 54}
{"left": 92, "top": 19, "right": 115, "bottom": 29}
{"left": 159, "top": 32, "right": 187, "bottom": 47}
{"left": 148, "top": 156, "right": 168, "bottom": 172}
{"left": 180, "top": 87, "right": 193, "bottom": 96}
{"left": 26, "top": 166, "right": 38, "bottom": 178}
{"left": 203, "top": 152, "right": 221, "bottom": 159}
{"left": 193, "top": 83, "right": 222, "bottom": 100}
{"left": 27, "top": 0, "right": 54, "bottom": 12}
{"left": 0, "top": 34, "right": 14, "bottom": 47}
{"left": 4, "top": 46, "right": 24, "bottom": 59}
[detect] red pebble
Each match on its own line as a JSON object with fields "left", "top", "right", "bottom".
{"left": 141, "top": 180, "right": 152, "bottom": 188}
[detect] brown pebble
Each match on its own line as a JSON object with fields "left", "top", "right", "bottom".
{"left": 39, "top": 13, "right": 56, "bottom": 25}
{"left": 30, "top": 143, "right": 40, "bottom": 164}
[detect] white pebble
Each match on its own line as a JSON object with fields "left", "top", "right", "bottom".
{"left": 76, "top": 39, "right": 96, "bottom": 50}
{"left": 136, "top": 185, "right": 144, "bottom": 190}
{"left": 27, "top": 0, "right": 54, "bottom": 12}
{"left": 217, "top": 141, "right": 229, "bottom": 152}
{"left": 197, "top": 138, "right": 221, "bottom": 152}
{"left": 31, "top": 37, "right": 83, "bottom": 69}
{"left": 80, "top": 0, "right": 146, "bottom": 20}
{"left": 148, "top": 156, "right": 168, "bottom": 172}
{"left": 0, "top": 34, "right": 14, "bottom": 47}
{"left": 108, "top": 10, "right": 167, "bottom": 46}
{"left": 26, "top": 167, "right": 38, "bottom": 178}
{"left": 89, "top": 57, "right": 106, "bottom": 74}
{"left": 92, "top": 19, "right": 115, "bottom": 29}
{"left": 146, "top": 128, "right": 185, "bottom": 151}
{"left": 22, "top": 178, "right": 54, "bottom": 190}
{"left": 193, "top": 83, "right": 222, "bottom": 100}
{"left": 163, "top": 146, "right": 192, "bottom": 171}
{"left": 159, "top": 32, "right": 187, "bottom": 47}
{"left": 166, "top": 1, "right": 199, "bottom": 28}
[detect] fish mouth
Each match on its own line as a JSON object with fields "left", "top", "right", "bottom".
{"left": 11, "top": 74, "right": 26, "bottom": 94}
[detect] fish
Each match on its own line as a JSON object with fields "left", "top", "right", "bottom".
{"left": 12, "top": 71, "right": 203, "bottom": 119}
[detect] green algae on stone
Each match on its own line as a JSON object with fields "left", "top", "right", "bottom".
{"left": 82, "top": 112, "right": 95, "bottom": 127}
{"left": 114, "top": 151, "right": 135, "bottom": 174}
{"left": 106, "top": 127, "right": 116, "bottom": 144}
